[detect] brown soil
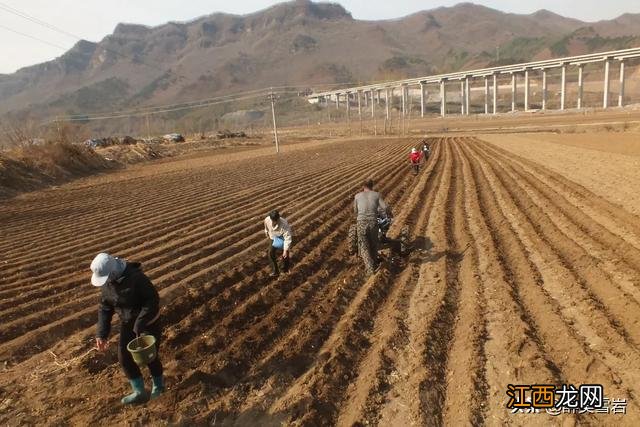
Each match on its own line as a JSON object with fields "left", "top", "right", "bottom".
{"left": 0, "top": 132, "right": 639, "bottom": 426}
{"left": 480, "top": 132, "right": 640, "bottom": 216}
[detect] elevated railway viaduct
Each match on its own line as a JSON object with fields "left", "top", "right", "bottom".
{"left": 308, "top": 47, "right": 640, "bottom": 120}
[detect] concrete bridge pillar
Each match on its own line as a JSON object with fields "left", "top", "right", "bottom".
{"left": 371, "top": 89, "right": 376, "bottom": 118}
{"left": 560, "top": 64, "right": 567, "bottom": 110}
{"left": 346, "top": 92, "right": 350, "bottom": 119}
{"left": 524, "top": 69, "right": 530, "bottom": 111}
{"left": 460, "top": 80, "right": 465, "bottom": 115}
{"left": 385, "top": 88, "right": 390, "bottom": 120}
{"left": 603, "top": 58, "right": 611, "bottom": 108}
{"left": 420, "top": 82, "right": 426, "bottom": 117}
{"left": 335, "top": 93, "right": 340, "bottom": 109}
{"left": 511, "top": 73, "right": 516, "bottom": 112}
{"left": 542, "top": 69, "right": 547, "bottom": 110}
{"left": 484, "top": 77, "right": 489, "bottom": 114}
{"left": 577, "top": 64, "right": 584, "bottom": 109}
{"left": 465, "top": 77, "right": 470, "bottom": 115}
{"left": 440, "top": 80, "right": 447, "bottom": 117}
{"left": 619, "top": 60, "right": 625, "bottom": 107}
{"left": 390, "top": 88, "right": 395, "bottom": 106}
{"left": 357, "top": 91, "right": 362, "bottom": 119}
{"left": 492, "top": 74, "right": 498, "bottom": 114}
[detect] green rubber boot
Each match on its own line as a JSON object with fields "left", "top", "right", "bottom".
{"left": 121, "top": 377, "right": 147, "bottom": 404}
{"left": 151, "top": 375, "right": 165, "bottom": 399}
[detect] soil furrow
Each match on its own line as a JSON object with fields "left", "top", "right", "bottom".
{"left": 0, "top": 142, "right": 402, "bottom": 287}
{"left": 337, "top": 138, "right": 444, "bottom": 426}
{"left": 456, "top": 138, "right": 557, "bottom": 425}
{"left": 464, "top": 140, "right": 638, "bottom": 420}
{"left": 417, "top": 139, "right": 463, "bottom": 426}
{"left": 0, "top": 157, "right": 405, "bottom": 359}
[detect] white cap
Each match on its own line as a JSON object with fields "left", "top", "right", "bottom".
{"left": 90, "top": 253, "right": 118, "bottom": 287}
{"left": 411, "top": 148, "right": 417, "bottom": 153}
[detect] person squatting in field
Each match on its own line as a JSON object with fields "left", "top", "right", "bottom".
{"left": 264, "top": 210, "right": 293, "bottom": 277}
{"left": 354, "top": 180, "right": 390, "bottom": 275}
{"left": 409, "top": 147, "right": 423, "bottom": 175}
{"left": 91, "top": 252, "right": 165, "bottom": 404}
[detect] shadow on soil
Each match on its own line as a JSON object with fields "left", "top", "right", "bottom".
{"left": 402, "top": 236, "right": 470, "bottom": 268}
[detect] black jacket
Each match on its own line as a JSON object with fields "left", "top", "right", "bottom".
{"left": 97, "top": 262, "right": 160, "bottom": 338}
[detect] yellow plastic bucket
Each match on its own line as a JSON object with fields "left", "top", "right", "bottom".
{"left": 126, "top": 335, "right": 157, "bottom": 366}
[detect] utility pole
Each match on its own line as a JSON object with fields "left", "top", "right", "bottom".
{"left": 358, "top": 91, "right": 363, "bottom": 136}
{"left": 146, "top": 114, "right": 151, "bottom": 140}
{"left": 407, "top": 89, "right": 412, "bottom": 135}
{"left": 371, "top": 89, "right": 377, "bottom": 136}
{"left": 268, "top": 89, "right": 279, "bottom": 153}
{"left": 55, "top": 117, "right": 61, "bottom": 142}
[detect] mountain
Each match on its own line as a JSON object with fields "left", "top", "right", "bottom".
{"left": 1, "top": 0, "right": 639, "bottom": 128}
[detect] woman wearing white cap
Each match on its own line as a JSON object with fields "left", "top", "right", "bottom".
{"left": 90, "top": 252, "right": 164, "bottom": 404}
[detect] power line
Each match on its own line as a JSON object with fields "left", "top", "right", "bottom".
{"left": 64, "top": 86, "right": 301, "bottom": 119}
{"left": 43, "top": 82, "right": 361, "bottom": 123}
{"left": 0, "top": 23, "right": 69, "bottom": 51}
{"left": 42, "top": 82, "right": 362, "bottom": 124}
{"left": 0, "top": 2, "right": 387, "bottom": 92}
{"left": 0, "top": 1, "right": 177, "bottom": 76}
{"left": 55, "top": 81, "right": 329, "bottom": 121}
{"left": 44, "top": 89, "right": 302, "bottom": 124}
{"left": 0, "top": 2, "right": 391, "bottom": 113}
{"left": 0, "top": 2, "right": 81, "bottom": 40}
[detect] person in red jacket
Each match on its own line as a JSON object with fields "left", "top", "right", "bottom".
{"left": 409, "top": 148, "right": 422, "bottom": 175}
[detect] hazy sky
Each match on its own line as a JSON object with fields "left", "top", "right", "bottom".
{"left": 1, "top": 0, "right": 639, "bottom": 74}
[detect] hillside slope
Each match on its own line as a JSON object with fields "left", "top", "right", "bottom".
{"left": 1, "top": 0, "right": 639, "bottom": 123}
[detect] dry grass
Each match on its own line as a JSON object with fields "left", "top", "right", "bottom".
{"left": 0, "top": 141, "right": 112, "bottom": 199}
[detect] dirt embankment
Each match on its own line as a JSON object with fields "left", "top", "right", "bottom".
{"left": 0, "top": 142, "right": 114, "bottom": 200}
{"left": 0, "top": 137, "right": 267, "bottom": 200}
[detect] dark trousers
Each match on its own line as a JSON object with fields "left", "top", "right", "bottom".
{"left": 118, "top": 320, "right": 163, "bottom": 380}
{"left": 412, "top": 163, "right": 420, "bottom": 174}
{"left": 268, "top": 244, "right": 290, "bottom": 274}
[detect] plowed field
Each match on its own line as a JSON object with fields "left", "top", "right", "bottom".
{"left": 1, "top": 135, "right": 639, "bottom": 426}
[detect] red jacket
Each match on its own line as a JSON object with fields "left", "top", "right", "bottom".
{"left": 409, "top": 152, "right": 422, "bottom": 164}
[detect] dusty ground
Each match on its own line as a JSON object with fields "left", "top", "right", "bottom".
{"left": 1, "top": 125, "right": 639, "bottom": 425}
{"left": 479, "top": 132, "right": 640, "bottom": 216}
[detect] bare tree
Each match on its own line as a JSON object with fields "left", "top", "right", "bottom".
{"left": 1, "top": 118, "right": 42, "bottom": 148}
